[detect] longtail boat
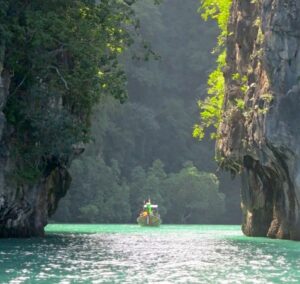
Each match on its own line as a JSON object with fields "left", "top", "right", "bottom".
{"left": 137, "top": 203, "right": 161, "bottom": 226}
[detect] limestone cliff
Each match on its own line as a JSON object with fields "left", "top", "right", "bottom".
{"left": 0, "top": 0, "right": 136, "bottom": 237}
{"left": 218, "top": 0, "right": 300, "bottom": 240}
{"left": 0, "top": 59, "right": 72, "bottom": 237}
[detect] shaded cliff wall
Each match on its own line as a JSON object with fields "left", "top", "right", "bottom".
{"left": 217, "top": 0, "right": 300, "bottom": 240}
{"left": 0, "top": 56, "right": 71, "bottom": 237}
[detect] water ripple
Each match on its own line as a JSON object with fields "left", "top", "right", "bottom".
{"left": 0, "top": 225, "right": 299, "bottom": 283}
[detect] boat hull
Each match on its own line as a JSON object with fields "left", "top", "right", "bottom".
{"left": 137, "top": 214, "right": 161, "bottom": 226}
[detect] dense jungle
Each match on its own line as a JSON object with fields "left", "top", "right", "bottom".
{"left": 1, "top": 0, "right": 300, "bottom": 282}
{"left": 53, "top": 0, "right": 241, "bottom": 225}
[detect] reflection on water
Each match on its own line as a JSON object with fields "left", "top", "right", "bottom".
{"left": 0, "top": 225, "right": 299, "bottom": 283}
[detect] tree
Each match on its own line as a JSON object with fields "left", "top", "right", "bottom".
{"left": 52, "top": 0, "right": 241, "bottom": 224}
{"left": 128, "top": 160, "right": 166, "bottom": 221}
{"left": 55, "top": 157, "right": 132, "bottom": 223}
{"left": 163, "top": 162, "right": 225, "bottom": 224}
{"left": 2, "top": 0, "right": 140, "bottom": 182}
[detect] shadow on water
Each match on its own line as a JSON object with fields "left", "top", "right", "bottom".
{"left": 0, "top": 225, "right": 299, "bottom": 283}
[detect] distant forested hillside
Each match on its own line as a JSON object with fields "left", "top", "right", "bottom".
{"left": 53, "top": 0, "right": 241, "bottom": 224}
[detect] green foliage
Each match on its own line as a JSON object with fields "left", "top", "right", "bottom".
{"left": 163, "top": 162, "right": 225, "bottom": 223}
{"left": 193, "top": 51, "right": 225, "bottom": 139}
{"left": 54, "top": 159, "right": 225, "bottom": 224}
{"left": 2, "top": 0, "right": 140, "bottom": 182}
{"left": 55, "top": 157, "right": 131, "bottom": 223}
{"left": 129, "top": 160, "right": 167, "bottom": 219}
{"left": 53, "top": 0, "right": 241, "bottom": 225}
{"left": 199, "top": 0, "right": 232, "bottom": 47}
{"left": 193, "top": 0, "right": 232, "bottom": 140}
{"left": 235, "top": 98, "right": 245, "bottom": 110}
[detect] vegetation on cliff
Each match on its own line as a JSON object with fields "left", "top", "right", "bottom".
{"left": 1, "top": 0, "right": 142, "bottom": 182}
{"left": 53, "top": 0, "right": 241, "bottom": 224}
{"left": 193, "top": 0, "right": 232, "bottom": 140}
{"left": 0, "top": 0, "right": 240, "bottom": 231}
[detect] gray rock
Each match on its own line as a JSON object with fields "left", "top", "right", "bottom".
{"left": 0, "top": 55, "right": 73, "bottom": 237}
{"left": 218, "top": 0, "right": 300, "bottom": 240}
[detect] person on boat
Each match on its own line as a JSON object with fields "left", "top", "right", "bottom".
{"left": 140, "top": 200, "right": 149, "bottom": 217}
{"left": 145, "top": 199, "right": 152, "bottom": 215}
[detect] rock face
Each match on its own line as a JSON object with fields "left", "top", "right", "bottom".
{"left": 0, "top": 58, "right": 72, "bottom": 238}
{"left": 217, "top": 0, "right": 300, "bottom": 240}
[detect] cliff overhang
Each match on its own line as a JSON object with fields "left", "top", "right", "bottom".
{"left": 217, "top": 0, "right": 300, "bottom": 240}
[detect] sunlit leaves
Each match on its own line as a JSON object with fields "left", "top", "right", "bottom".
{"left": 193, "top": 0, "right": 232, "bottom": 140}
{"left": 199, "top": 0, "right": 232, "bottom": 47}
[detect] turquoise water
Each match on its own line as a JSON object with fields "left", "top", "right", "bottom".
{"left": 0, "top": 225, "right": 299, "bottom": 283}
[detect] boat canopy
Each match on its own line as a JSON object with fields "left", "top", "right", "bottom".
{"left": 143, "top": 204, "right": 158, "bottom": 209}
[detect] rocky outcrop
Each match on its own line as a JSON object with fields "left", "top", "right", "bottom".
{"left": 0, "top": 54, "right": 73, "bottom": 238}
{"left": 217, "top": 0, "right": 300, "bottom": 240}
{"left": 0, "top": 168, "right": 71, "bottom": 237}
